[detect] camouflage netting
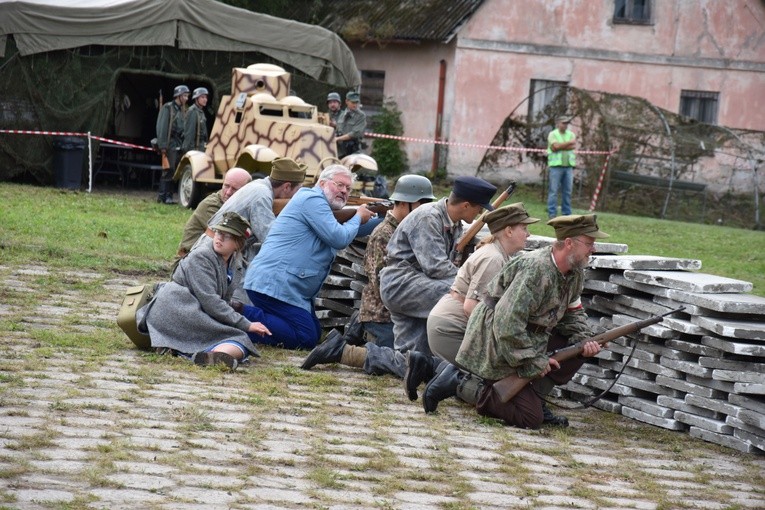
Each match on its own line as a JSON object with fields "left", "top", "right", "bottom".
{"left": 0, "top": 38, "right": 342, "bottom": 185}
{"left": 477, "top": 87, "right": 765, "bottom": 228}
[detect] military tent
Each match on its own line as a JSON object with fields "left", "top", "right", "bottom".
{"left": 0, "top": 0, "right": 359, "bottom": 183}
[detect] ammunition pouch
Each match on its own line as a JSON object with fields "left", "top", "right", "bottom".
{"left": 456, "top": 373, "right": 485, "bottom": 406}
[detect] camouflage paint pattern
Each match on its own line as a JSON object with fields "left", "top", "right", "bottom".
{"left": 178, "top": 64, "right": 337, "bottom": 186}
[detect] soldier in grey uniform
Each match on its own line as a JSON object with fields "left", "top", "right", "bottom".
{"left": 326, "top": 91, "right": 343, "bottom": 128}
{"left": 300, "top": 174, "right": 436, "bottom": 376}
{"left": 155, "top": 84, "right": 188, "bottom": 204}
{"left": 454, "top": 214, "right": 609, "bottom": 428}
{"left": 182, "top": 87, "right": 209, "bottom": 153}
{"left": 380, "top": 176, "right": 497, "bottom": 358}
{"left": 335, "top": 91, "right": 366, "bottom": 158}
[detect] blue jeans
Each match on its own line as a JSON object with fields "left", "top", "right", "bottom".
{"left": 547, "top": 166, "right": 573, "bottom": 218}
{"left": 243, "top": 291, "right": 321, "bottom": 350}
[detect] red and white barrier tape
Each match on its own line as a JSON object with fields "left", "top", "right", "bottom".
{"left": 364, "top": 132, "right": 613, "bottom": 156}
{"left": 0, "top": 129, "right": 153, "bottom": 151}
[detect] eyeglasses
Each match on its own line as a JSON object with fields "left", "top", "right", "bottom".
{"left": 330, "top": 180, "right": 352, "bottom": 191}
{"left": 572, "top": 237, "right": 595, "bottom": 249}
{"left": 213, "top": 231, "right": 235, "bottom": 242}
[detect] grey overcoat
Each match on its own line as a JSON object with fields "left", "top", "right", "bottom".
{"left": 137, "top": 242, "right": 261, "bottom": 356}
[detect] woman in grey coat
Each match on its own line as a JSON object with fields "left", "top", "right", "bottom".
{"left": 137, "top": 212, "right": 271, "bottom": 370}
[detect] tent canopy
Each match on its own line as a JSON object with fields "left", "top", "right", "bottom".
{"left": 0, "top": 0, "right": 360, "bottom": 87}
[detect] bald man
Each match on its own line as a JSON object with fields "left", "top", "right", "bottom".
{"left": 175, "top": 167, "right": 251, "bottom": 261}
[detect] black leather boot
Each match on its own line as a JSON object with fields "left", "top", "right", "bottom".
{"left": 403, "top": 351, "right": 435, "bottom": 401}
{"left": 542, "top": 402, "right": 569, "bottom": 427}
{"left": 422, "top": 363, "right": 461, "bottom": 413}
{"left": 300, "top": 329, "right": 346, "bottom": 370}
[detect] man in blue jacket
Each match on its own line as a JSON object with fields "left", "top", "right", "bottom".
{"left": 241, "top": 165, "right": 375, "bottom": 349}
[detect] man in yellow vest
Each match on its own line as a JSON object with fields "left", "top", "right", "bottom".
{"left": 547, "top": 116, "right": 576, "bottom": 219}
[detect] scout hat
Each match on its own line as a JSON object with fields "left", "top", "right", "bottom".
{"left": 346, "top": 91, "right": 360, "bottom": 102}
{"left": 270, "top": 157, "right": 307, "bottom": 182}
{"left": 213, "top": 212, "right": 251, "bottom": 238}
{"left": 452, "top": 176, "right": 497, "bottom": 211}
{"left": 547, "top": 214, "right": 609, "bottom": 240}
{"left": 485, "top": 202, "right": 540, "bottom": 233}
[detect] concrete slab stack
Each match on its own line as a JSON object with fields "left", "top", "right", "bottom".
{"left": 560, "top": 249, "right": 765, "bottom": 454}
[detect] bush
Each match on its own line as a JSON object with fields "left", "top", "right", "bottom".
{"left": 370, "top": 98, "right": 408, "bottom": 177}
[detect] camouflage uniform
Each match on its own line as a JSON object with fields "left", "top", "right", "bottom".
{"left": 427, "top": 240, "right": 512, "bottom": 365}
{"left": 380, "top": 198, "right": 461, "bottom": 354}
{"left": 455, "top": 246, "right": 594, "bottom": 428}
{"left": 359, "top": 210, "right": 398, "bottom": 324}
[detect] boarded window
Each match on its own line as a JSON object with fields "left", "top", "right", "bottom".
{"left": 680, "top": 90, "right": 719, "bottom": 125}
{"left": 360, "top": 70, "right": 385, "bottom": 126}
{"left": 614, "top": 0, "right": 652, "bottom": 24}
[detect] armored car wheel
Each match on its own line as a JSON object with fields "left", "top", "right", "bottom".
{"left": 178, "top": 164, "right": 202, "bottom": 209}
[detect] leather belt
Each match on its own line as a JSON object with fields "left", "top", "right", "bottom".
{"left": 450, "top": 290, "right": 465, "bottom": 303}
{"left": 526, "top": 323, "right": 549, "bottom": 335}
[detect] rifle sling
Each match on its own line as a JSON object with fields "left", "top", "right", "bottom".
{"left": 579, "top": 335, "right": 639, "bottom": 408}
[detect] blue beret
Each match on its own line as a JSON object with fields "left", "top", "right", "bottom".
{"left": 453, "top": 176, "right": 497, "bottom": 211}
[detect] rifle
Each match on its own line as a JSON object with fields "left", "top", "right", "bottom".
{"left": 492, "top": 307, "right": 685, "bottom": 403}
{"left": 272, "top": 196, "right": 394, "bottom": 224}
{"left": 450, "top": 181, "right": 516, "bottom": 266}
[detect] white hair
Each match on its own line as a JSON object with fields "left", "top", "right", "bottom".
{"left": 318, "top": 164, "right": 354, "bottom": 183}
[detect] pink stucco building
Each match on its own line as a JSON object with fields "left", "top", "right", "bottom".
{"left": 322, "top": 0, "right": 765, "bottom": 177}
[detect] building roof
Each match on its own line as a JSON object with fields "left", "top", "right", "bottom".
{"left": 317, "top": 0, "right": 486, "bottom": 43}
{"left": 0, "top": 0, "right": 361, "bottom": 87}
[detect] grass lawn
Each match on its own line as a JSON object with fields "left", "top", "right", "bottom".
{"left": 1, "top": 182, "right": 764, "bottom": 296}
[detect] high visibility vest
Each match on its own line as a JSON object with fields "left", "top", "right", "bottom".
{"left": 547, "top": 129, "right": 576, "bottom": 167}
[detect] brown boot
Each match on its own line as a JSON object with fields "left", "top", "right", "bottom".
{"left": 340, "top": 345, "right": 367, "bottom": 368}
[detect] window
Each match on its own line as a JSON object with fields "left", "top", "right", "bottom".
{"left": 528, "top": 79, "right": 568, "bottom": 124}
{"left": 527, "top": 79, "right": 569, "bottom": 147}
{"left": 613, "top": 0, "right": 652, "bottom": 24}
{"left": 680, "top": 90, "right": 719, "bottom": 124}
{"left": 360, "top": 70, "right": 385, "bottom": 126}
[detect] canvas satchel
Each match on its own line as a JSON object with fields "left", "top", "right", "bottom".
{"left": 116, "top": 284, "right": 156, "bottom": 350}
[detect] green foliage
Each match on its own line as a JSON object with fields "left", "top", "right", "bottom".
{"left": 370, "top": 98, "right": 408, "bottom": 178}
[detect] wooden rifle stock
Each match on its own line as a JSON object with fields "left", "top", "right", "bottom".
{"left": 452, "top": 181, "right": 516, "bottom": 266}
{"left": 492, "top": 307, "right": 685, "bottom": 403}
{"left": 271, "top": 196, "right": 393, "bottom": 224}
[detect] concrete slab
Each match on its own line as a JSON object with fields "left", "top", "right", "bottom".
{"left": 610, "top": 274, "right": 672, "bottom": 297}
{"left": 692, "top": 316, "right": 765, "bottom": 341}
{"left": 623, "top": 270, "right": 753, "bottom": 294}
{"left": 621, "top": 406, "right": 687, "bottom": 431}
{"left": 664, "top": 290, "right": 765, "bottom": 315}
{"left": 589, "top": 255, "right": 702, "bottom": 271}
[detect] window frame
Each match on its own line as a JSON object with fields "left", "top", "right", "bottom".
{"left": 613, "top": 0, "right": 653, "bottom": 25}
{"left": 679, "top": 90, "right": 719, "bottom": 125}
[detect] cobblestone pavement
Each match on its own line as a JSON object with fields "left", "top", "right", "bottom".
{"left": 0, "top": 264, "right": 763, "bottom": 510}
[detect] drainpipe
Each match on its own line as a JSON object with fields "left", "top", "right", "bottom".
{"left": 431, "top": 59, "right": 446, "bottom": 177}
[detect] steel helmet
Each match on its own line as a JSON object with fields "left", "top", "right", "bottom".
{"left": 327, "top": 92, "right": 341, "bottom": 102}
{"left": 389, "top": 174, "right": 436, "bottom": 203}
{"left": 173, "top": 85, "right": 190, "bottom": 98}
{"left": 192, "top": 87, "right": 209, "bottom": 100}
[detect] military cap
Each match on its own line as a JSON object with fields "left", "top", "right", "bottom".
{"left": 453, "top": 176, "right": 497, "bottom": 211}
{"left": 269, "top": 157, "right": 307, "bottom": 182}
{"left": 547, "top": 214, "right": 609, "bottom": 240}
{"left": 556, "top": 115, "right": 571, "bottom": 124}
{"left": 485, "top": 202, "right": 540, "bottom": 233}
{"left": 346, "top": 91, "right": 360, "bottom": 102}
{"left": 213, "top": 212, "right": 251, "bottom": 238}
{"left": 327, "top": 92, "right": 341, "bottom": 102}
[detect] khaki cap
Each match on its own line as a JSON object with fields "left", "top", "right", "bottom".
{"left": 547, "top": 214, "right": 609, "bottom": 240}
{"left": 485, "top": 202, "right": 540, "bottom": 233}
{"left": 213, "top": 212, "right": 251, "bottom": 238}
{"left": 270, "top": 157, "right": 307, "bottom": 182}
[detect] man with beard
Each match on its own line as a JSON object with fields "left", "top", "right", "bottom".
{"left": 241, "top": 165, "right": 375, "bottom": 350}
{"left": 454, "top": 214, "right": 609, "bottom": 429}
